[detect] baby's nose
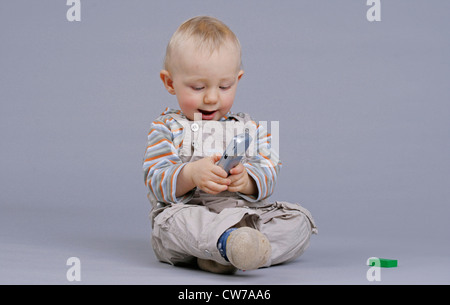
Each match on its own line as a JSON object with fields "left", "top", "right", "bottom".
{"left": 204, "top": 88, "right": 219, "bottom": 104}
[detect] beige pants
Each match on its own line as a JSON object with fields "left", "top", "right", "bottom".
{"left": 150, "top": 190, "right": 317, "bottom": 267}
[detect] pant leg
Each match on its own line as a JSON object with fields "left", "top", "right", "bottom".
{"left": 150, "top": 203, "right": 260, "bottom": 266}
{"left": 251, "top": 201, "right": 318, "bottom": 266}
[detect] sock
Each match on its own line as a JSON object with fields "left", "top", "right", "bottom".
{"left": 217, "top": 228, "right": 237, "bottom": 262}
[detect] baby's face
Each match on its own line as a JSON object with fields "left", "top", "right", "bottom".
{"left": 164, "top": 40, "right": 243, "bottom": 121}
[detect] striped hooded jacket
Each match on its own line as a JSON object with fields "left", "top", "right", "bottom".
{"left": 143, "top": 108, "right": 281, "bottom": 206}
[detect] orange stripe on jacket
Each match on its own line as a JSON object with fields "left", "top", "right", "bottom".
{"left": 144, "top": 151, "right": 174, "bottom": 163}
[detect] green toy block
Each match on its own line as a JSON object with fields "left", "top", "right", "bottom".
{"left": 368, "top": 258, "right": 398, "bottom": 268}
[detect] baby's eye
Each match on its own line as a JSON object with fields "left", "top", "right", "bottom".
{"left": 191, "top": 86, "right": 205, "bottom": 91}
{"left": 219, "top": 86, "right": 231, "bottom": 90}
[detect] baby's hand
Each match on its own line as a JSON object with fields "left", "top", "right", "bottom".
{"left": 227, "top": 163, "right": 257, "bottom": 195}
{"left": 188, "top": 154, "right": 231, "bottom": 195}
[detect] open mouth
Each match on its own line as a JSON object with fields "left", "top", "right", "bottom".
{"left": 198, "top": 109, "right": 217, "bottom": 119}
{"left": 198, "top": 109, "right": 216, "bottom": 115}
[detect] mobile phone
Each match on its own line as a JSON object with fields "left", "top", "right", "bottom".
{"left": 217, "top": 132, "right": 252, "bottom": 174}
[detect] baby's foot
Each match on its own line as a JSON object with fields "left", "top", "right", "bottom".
{"left": 225, "top": 227, "right": 271, "bottom": 271}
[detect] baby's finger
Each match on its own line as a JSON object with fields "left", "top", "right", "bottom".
{"left": 210, "top": 153, "right": 223, "bottom": 164}
{"left": 227, "top": 172, "right": 241, "bottom": 184}
{"left": 227, "top": 179, "right": 244, "bottom": 193}
{"left": 210, "top": 173, "right": 231, "bottom": 186}
{"left": 212, "top": 165, "right": 229, "bottom": 178}
{"left": 202, "top": 181, "right": 228, "bottom": 195}
{"left": 229, "top": 163, "right": 244, "bottom": 175}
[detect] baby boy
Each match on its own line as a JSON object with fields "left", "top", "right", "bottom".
{"left": 143, "top": 16, "right": 317, "bottom": 274}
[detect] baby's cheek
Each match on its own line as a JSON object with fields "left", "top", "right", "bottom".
{"left": 221, "top": 96, "right": 234, "bottom": 111}
{"left": 178, "top": 95, "right": 200, "bottom": 117}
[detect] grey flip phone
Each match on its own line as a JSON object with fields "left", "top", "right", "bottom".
{"left": 217, "top": 132, "right": 252, "bottom": 175}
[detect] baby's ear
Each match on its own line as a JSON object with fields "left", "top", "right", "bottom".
{"left": 160, "top": 70, "right": 176, "bottom": 95}
{"left": 237, "top": 70, "right": 244, "bottom": 81}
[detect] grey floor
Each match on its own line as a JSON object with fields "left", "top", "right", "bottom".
{"left": 1, "top": 203, "right": 448, "bottom": 285}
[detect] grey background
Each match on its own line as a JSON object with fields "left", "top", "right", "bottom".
{"left": 1, "top": 0, "right": 449, "bottom": 284}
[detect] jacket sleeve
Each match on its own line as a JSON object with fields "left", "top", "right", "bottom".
{"left": 238, "top": 120, "right": 282, "bottom": 202}
{"left": 143, "top": 117, "right": 194, "bottom": 204}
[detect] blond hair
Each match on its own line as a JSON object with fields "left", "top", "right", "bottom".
{"left": 163, "top": 16, "right": 242, "bottom": 72}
